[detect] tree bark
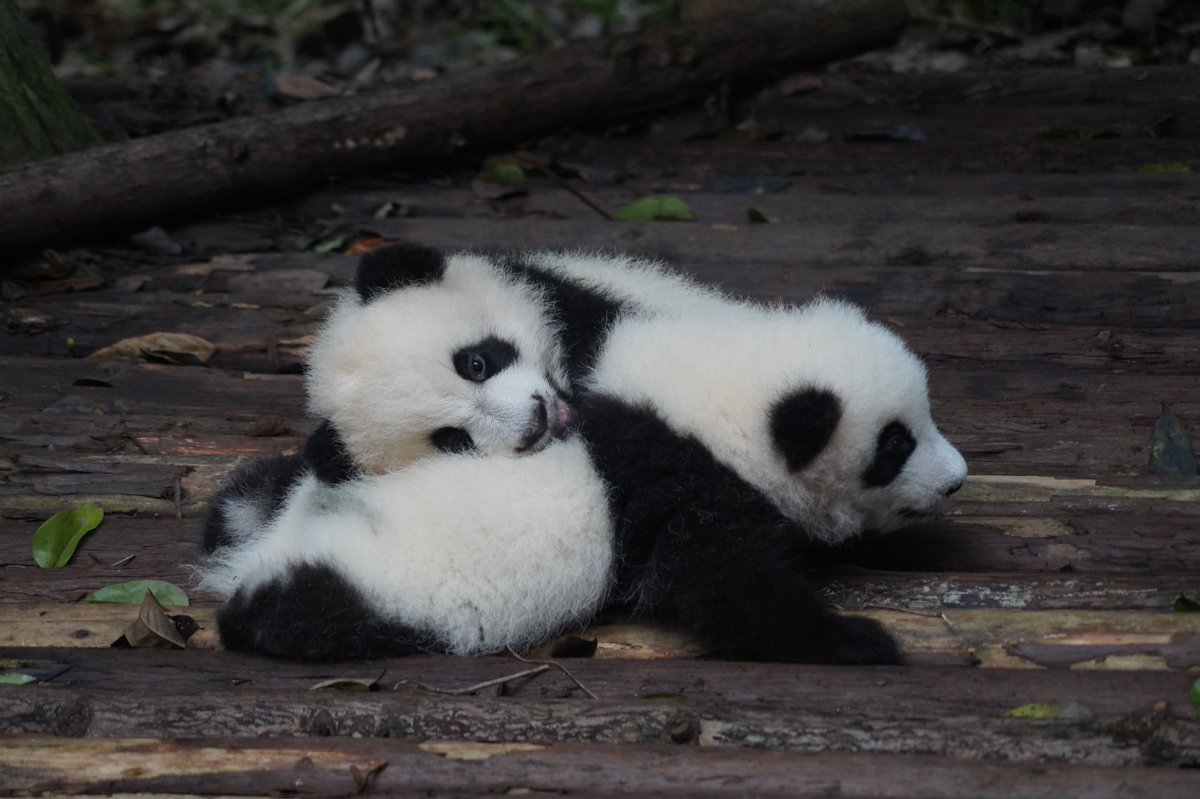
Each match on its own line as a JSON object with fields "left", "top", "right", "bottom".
{"left": 0, "top": 1, "right": 99, "bottom": 168}
{"left": 0, "top": 0, "right": 907, "bottom": 259}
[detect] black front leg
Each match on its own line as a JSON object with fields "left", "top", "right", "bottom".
{"left": 643, "top": 513, "right": 902, "bottom": 665}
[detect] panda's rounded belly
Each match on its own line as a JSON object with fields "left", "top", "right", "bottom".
{"left": 278, "top": 437, "right": 614, "bottom": 655}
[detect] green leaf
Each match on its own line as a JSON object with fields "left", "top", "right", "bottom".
{"left": 472, "top": 163, "right": 528, "bottom": 200}
{"left": 1191, "top": 679, "right": 1200, "bottom": 716}
{"left": 476, "top": 163, "right": 526, "bottom": 188}
{"left": 1175, "top": 596, "right": 1200, "bottom": 613}
{"left": 32, "top": 503, "right": 104, "bottom": 568}
{"left": 1006, "top": 702, "right": 1092, "bottom": 720}
{"left": 747, "top": 207, "right": 770, "bottom": 224}
{"left": 89, "top": 580, "right": 189, "bottom": 607}
{"left": 616, "top": 195, "right": 694, "bottom": 222}
{"left": 1140, "top": 162, "right": 1193, "bottom": 174}
{"left": 0, "top": 673, "right": 37, "bottom": 685}
{"left": 311, "top": 233, "right": 351, "bottom": 254}
{"left": 1148, "top": 405, "right": 1199, "bottom": 476}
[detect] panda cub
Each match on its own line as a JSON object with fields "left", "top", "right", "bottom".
{"left": 202, "top": 245, "right": 573, "bottom": 555}
{"left": 199, "top": 246, "right": 611, "bottom": 660}
{"left": 205, "top": 244, "right": 967, "bottom": 664}
{"left": 432, "top": 246, "right": 966, "bottom": 662}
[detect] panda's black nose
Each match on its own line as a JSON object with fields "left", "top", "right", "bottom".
{"left": 944, "top": 480, "right": 964, "bottom": 497}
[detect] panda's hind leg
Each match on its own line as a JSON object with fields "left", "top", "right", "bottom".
{"left": 647, "top": 514, "right": 902, "bottom": 666}
{"left": 218, "top": 561, "right": 435, "bottom": 662}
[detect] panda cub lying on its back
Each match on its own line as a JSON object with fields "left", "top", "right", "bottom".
{"left": 201, "top": 244, "right": 967, "bottom": 664}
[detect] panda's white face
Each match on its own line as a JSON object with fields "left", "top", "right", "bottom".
{"left": 306, "top": 255, "right": 572, "bottom": 474}
{"left": 586, "top": 299, "right": 967, "bottom": 544}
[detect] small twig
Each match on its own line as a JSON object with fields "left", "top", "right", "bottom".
{"left": 109, "top": 554, "right": 137, "bottom": 568}
{"left": 413, "top": 664, "right": 551, "bottom": 696}
{"left": 39, "top": 664, "right": 75, "bottom": 685}
{"left": 506, "top": 646, "right": 598, "bottom": 700}
{"left": 511, "top": 154, "right": 614, "bottom": 221}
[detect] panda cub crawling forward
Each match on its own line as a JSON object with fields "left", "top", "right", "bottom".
{"left": 201, "top": 245, "right": 967, "bottom": 664}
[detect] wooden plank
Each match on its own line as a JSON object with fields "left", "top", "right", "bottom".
{"left": 292, "top": 180, "right": 1200, "bottom": 227}
{"left": 740, "top": 100, "right": 1197, "bottom": 144}
{"left": 4, "top": 647, "right": 1195, "bottom": 717}
{"left": 2, "top": 685, "right": 1198, "bottom": 767}
{"left": 554, "top": 135, "right": 1200, "bottom": 177}
{"left": 364, "top": 216, "right": 1200, "bottom": 274}
{"left": 782, "top": 66, "right": 1200, "bottom": 108}
{"left": 1, "top": 737, "right": 1197, "bottom": 798}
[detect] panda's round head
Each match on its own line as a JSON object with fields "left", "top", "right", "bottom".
{"left": 758, "top": 300, "right": 967, "bottom": 540}
{"left": 306, "top": 244, "right": 573, "bottom": 474}
{"left": 587, "top": 298, "right": 967, "bottom": 544}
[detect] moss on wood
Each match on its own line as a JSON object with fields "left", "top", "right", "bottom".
{"left": 0, "top": 1, "right": 99, "bottom": 168}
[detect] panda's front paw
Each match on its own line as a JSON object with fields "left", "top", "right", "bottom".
{"left": 825, "top": 615, "right": 903, "bottom": 665}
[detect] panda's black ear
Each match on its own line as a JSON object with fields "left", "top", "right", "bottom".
{"left": 356, "top": 243, "right": 446, "bottom": 302}
{"left": 770, "top": 388, "right": 842, "bottom": 472}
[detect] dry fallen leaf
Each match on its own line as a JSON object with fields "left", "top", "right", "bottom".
{"left": 111, "top": 592, "right": 193, "bottom": 650}
{"left": 779, "top": 74, "right": 826, "bottom": 96}
{"left": 274, "top": 73, "right": 342, "bottom": 101}
{"left": 346, "top": 237, "right": 394, "bottom": 257}
{"left": 89, "top": 332, "right": 216, "bottom": 364}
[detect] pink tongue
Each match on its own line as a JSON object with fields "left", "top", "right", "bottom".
{"left": 552, "top": 401, "right": 574, "bottom": 436}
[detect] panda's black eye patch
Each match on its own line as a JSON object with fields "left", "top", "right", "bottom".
{"left": 862, "top": 421, "right": 916, "bottom": 488}
{"left": 453, "top": 337, "right": 519, "bottom": 382}
{"left": 431, "top": 427, "right": 476, "bottom": 454}
{"left": 770, "top": 387, "right": 842, "bottom": 472}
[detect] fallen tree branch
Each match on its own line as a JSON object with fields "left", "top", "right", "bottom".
{"left": 0, "top": 0, "right": 907, "bottom": 260}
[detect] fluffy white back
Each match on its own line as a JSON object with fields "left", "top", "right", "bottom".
{"left": 197, "top": 437, "right": 614, "bottom": 655}
{"left": 586, "top": 298, "right": 967, "bottom": 543}
{"left": 526, "top": 251, "right": 732, "bottom": 315}
{"left": 305, "top": 254, "right": 570, "bottom": 473}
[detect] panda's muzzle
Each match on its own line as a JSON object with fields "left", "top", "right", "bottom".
{"left": 517, "top": 394, "right": 574, "bottom": 453}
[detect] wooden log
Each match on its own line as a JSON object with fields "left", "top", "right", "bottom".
{"left": 0, "top": 0, "right": 908, "bottom": 258}
{"left": 4, "top": 647, "right": 1196, "bottom": 717}
{"left": 1, "top": 686, "right": 1197, "bottom": 767}
{"left": 1, "top": 736, "right": 1198, "bottom": 798}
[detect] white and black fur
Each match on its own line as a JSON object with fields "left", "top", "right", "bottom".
{"left": 203, "top": 438, "right": 613, "bottom": 659}
{"left": 202, "top": 244, "right": 573, "bottom": 555}
{"left": 203, "top": 244, "right": 967, "bottom": 664}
